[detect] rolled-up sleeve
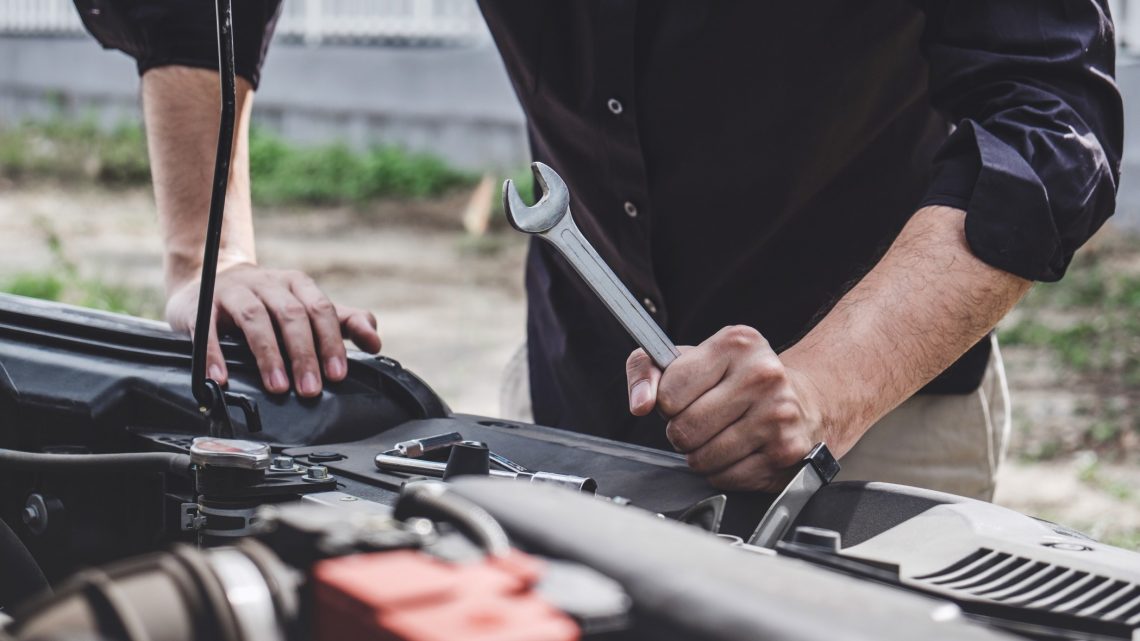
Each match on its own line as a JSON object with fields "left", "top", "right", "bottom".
{"left": 73, "top": 0, "right": 282, "bottom": 89}
{"left": 917, "top": 0, "right": 1123, "bottom": 282}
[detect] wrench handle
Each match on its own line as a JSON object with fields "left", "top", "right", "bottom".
{"left": 546, "top": 217, "right": 681, "bottom": 370}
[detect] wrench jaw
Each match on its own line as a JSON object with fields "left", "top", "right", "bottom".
{"left": 502, "top": 161, "right": 571, "bottom": 234}
{"left": 502, "top": 161, "right": 681, "bottom": 370}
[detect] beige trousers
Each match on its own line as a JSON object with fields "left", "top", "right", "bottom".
{"left": 499, "top": 334, "right": 1010, "bottom": 501}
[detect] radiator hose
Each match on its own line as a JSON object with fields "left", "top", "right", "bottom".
{"left": 0, "top": 449, "right": 192, "bottom": 478}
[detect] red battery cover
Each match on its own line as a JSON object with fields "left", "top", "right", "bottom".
{"left": 312, "top": 549, "right": 580, "bottom": 641}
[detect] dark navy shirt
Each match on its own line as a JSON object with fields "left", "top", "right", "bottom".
{"left": 78, "top": 1, "right": 1123, "bottom": 450}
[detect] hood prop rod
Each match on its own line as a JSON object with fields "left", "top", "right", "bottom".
{"left": 189, "top": 0, "right": 261, "bottom": 439}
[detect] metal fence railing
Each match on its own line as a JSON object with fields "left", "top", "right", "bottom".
{"left": 276, "top": 0, "right": 487, "bottom": 45}
{"left": 5, "top": 1, "right": 1140, "bottom": 52}
{"left": 0, "top": 0, "right": 489, "bottom": 46}
{"left": 0, "top": 0, "right": 84, "bottom": 35}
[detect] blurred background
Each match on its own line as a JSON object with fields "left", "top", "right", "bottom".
{"left": 0, "top": 0, "right": 1138, "bottom": 548}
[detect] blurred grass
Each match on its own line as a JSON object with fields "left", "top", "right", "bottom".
{"left": 0, "top": 218, "right": 159, "bottom": 318}
{"left": 0, "top": 119, "right": 149, "bottom": 185}
{"left": 999, "top": 240, "right": 1140, "bottom": 460}
{"left": 1000, "top": 255, "right": 1140, "bottom": 387}
{"left": 0, "top": 117, "right": 478, "bottom": 205}
{"left": 248, "top": 131, "right": 477, "bottom": 204}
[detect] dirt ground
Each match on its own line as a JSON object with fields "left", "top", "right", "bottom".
{"left": 1, "top": 184, "right": 1138, "bottom": 548}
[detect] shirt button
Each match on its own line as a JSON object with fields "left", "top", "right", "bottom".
{"left": 607, "top": 98, "right": 624, "bottom": 115}
{"left": 623, "top": 201, "right": 638, "bottom": 218}
{"left": 642, "top": 298, "right": 658, "bottom": 314}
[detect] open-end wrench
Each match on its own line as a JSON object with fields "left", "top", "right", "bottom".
{"left": 503, "top": 163, "right": 681, "bottom": 370}
{"left": 747, "top": 443, "right": 840, "bottom": 548}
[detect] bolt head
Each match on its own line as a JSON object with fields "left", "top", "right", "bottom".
{"left": 304, "top": 465, "right": 330, "bottom": 481}
{"left": 22, "top": 494, "right": 51, "bottom": 535}
{"left": 271, "top": 455, "right": 296, "bottom": 471}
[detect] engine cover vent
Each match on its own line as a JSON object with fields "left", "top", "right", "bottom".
{"left": 914, "top": 548, "right": 1140, "bottom": 626}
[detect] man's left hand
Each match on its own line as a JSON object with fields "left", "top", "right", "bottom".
{"left": 626, "top": 325, "right": 828, "bottom": 491}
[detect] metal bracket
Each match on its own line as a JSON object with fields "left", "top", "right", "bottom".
{"left": 180, "top": 502, "right": 206, "bottom": 532}
{"left": 198, "top": 379, "right": 262, "bottom": 439}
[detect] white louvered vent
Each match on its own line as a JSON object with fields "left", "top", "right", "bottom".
{"left": 913, "top": 548, "right": 1140, "bottom": 627}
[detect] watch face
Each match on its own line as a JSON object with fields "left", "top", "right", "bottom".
{"left": 190, "top": 437, "right": 272, "bottom": 469}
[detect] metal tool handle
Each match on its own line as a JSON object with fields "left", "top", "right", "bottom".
{"left": 544, "top": 216, "right": 681, "bottom": 369}
{"left": 376, "top": 453, "right": 440, "bottom": 475}
{"left": 521, "top": 471, "right": 598, "bottom": 494}
{"left": 488, "top": 451, "right": 529, "bottom": 475}
{"left": 375, "top": 453, "right": 597, "bottom": 494}
{"left": 382, "top": 432, "right": 464, "bottom": 458}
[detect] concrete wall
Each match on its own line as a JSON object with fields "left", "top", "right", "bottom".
{"left": 0, "top": 37, "right": 145, "bottom": 130}
{"left": 0, "top": 36, "right": 528, "bottom": 171}
{"left": 2, "top": 34, "right": 1140, "bottom": 231}
{"left": 254, "top": 43, "right": 527, "bottom": 170}
{"left": 1111, "top": 59, "right": 1140, "bottom": 231}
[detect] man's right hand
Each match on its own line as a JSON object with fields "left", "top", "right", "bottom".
{"left": 166, "top": 263, "right": 381, "bottom": 397}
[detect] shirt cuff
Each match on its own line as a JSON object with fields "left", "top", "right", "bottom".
{"left": 919, "top": 120, "right": 1062, "bottom": 282}
{"left": 919, "top": 126, "right": 979, "bottom": 214}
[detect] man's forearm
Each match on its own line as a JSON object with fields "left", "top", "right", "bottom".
{"left": 781, "top": 206, "right": 1032, "bottom": 457}
{"left": 141, "top": 66, "right": 257, "bottom": 294}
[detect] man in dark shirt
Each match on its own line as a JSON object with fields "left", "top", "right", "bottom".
{"left": 75, "top": 1, "right": 1122, "bottom": 499}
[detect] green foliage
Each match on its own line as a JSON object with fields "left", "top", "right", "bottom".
{"left": 1, "top": 268, "right": 150, "bottom": 316}
{"left": 76, "top": 277, "right": 148, "bottom": 314}
{"left": 999, "top": 320, "right": 1056, "bottom": 348}
{"left": 248, "top": 129, "right": 476, "bottom": 205}
{"left": 1001, "top": 242, "right": 1140, "bottom": 459}
{"left": 2, "top": 273, "right": 65, "bottom": 301}
{"left": 0, "top": 117, "right": 476, "bottom": 205}
{"left": 0, "top": 118, "right": 150, "bottom": 185}
{"left": 97, "top": 123, "right": 151, "bottom": 183}
{"left": 1000, "top": 248, "right": 1140, "bottom": 382}
{"left": 1115, "top": 276, "right": 1140, "bottom": 310}
{"left": 1017, "top": 252, "right": 1140, "bottom": 313}
{"left": 999, "top": 320, "right": 1100, "bottom": 370}
{"left": 0, "top": 219, "right": 157, "bottom": 317}
{"left": 1088, "top": 420, "right": 1122, "bottom": 447}
{"left": 1027, "top": 265, "right": 1107, "bottom": 309}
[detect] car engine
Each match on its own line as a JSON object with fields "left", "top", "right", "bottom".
{"left": 1, "top": 293, "right": 1139, "bottom": 641}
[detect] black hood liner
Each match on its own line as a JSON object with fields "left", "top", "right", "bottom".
{"left": 0, "top": 293, "right": 447, "bottom": 448}
{"left": 0, "top": 293, "right": 775, "bottom": 535}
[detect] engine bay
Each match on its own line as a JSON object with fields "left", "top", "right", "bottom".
{"left": 2, "top": 292, "right": 1139, "bottom": 641}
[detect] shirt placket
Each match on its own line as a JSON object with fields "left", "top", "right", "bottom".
{"left": 592, "top": 0, "right": 667, "bottom": 328}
